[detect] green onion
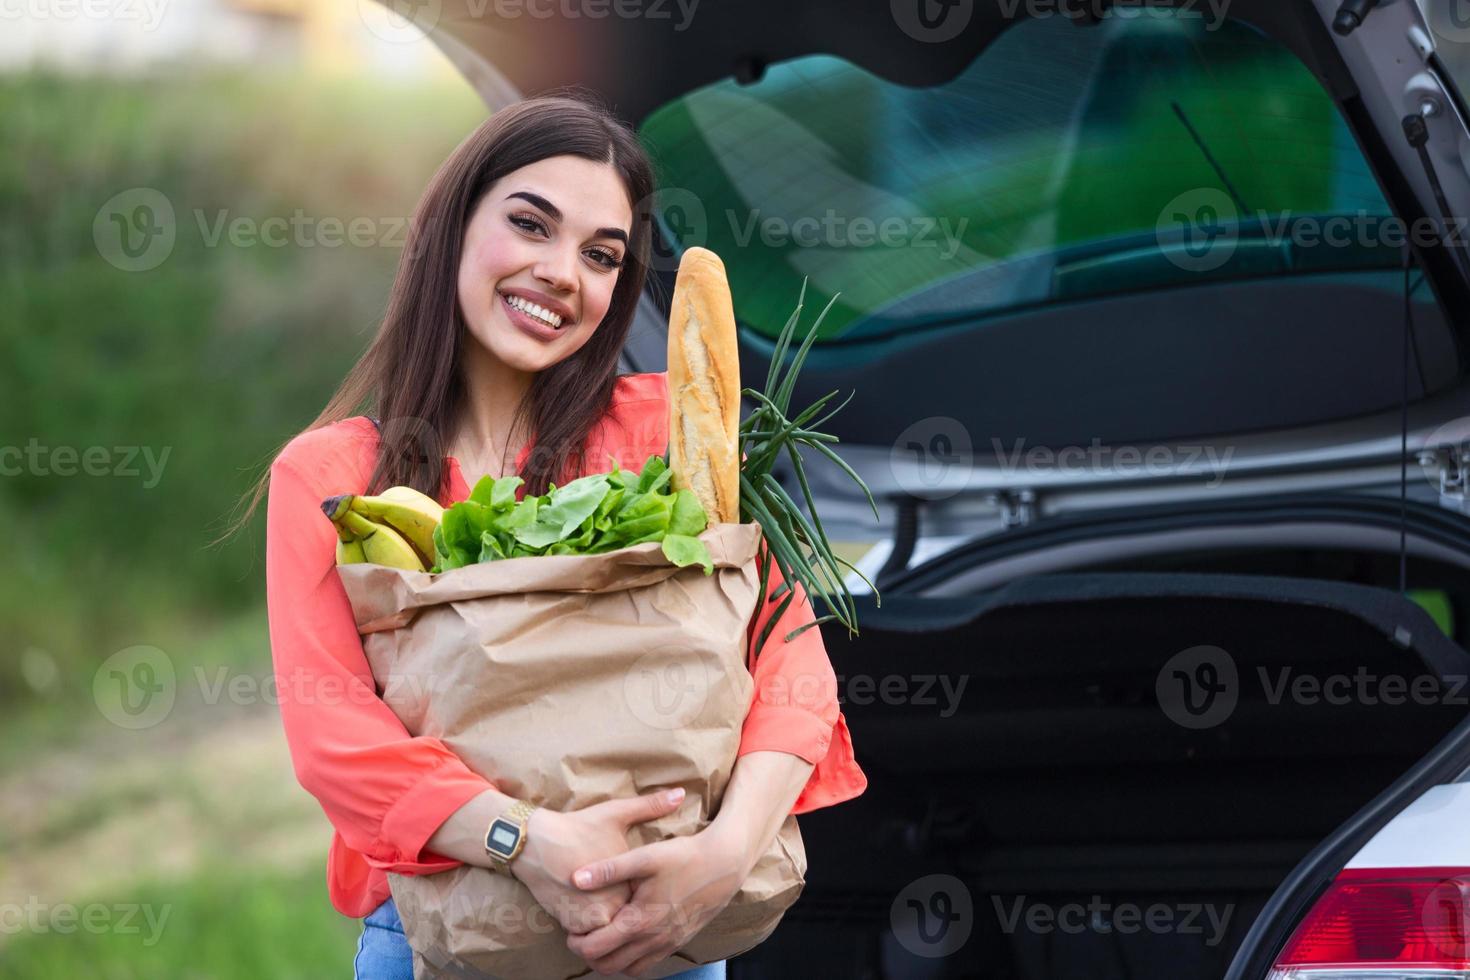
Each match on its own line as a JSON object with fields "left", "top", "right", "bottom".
{"left": 737, "top": 278, "right": 881, "bottom": 658}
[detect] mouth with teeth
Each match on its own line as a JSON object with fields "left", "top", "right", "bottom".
{"left": 500, "top": 291, "right": 568, "bottom": 331}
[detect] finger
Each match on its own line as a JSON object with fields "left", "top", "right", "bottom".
{"left": 593, "top": 786, "right": 685, "bottom": 828}
{"left": 588, "top": 933, "right": 665, "bottom": 978}
{"left": 572, "top": 842, "right": 664, "bottom": 890}
{"left": 568, "top": 897, "right": 660, "bottom": 960}
{"left": 572, "top": 879, "right": 636, "bottom": 934}
{"left": 565, "top": 899, "right": 616, "bottom": 935}
{"left": 626, "top": 945, "right": 680, "bottom": 977}
{"left": 567, "top": 919, "right": 639, "bottom": 963}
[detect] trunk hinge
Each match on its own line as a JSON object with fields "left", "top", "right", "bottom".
{"left": 986, "top": 488, "right": 1037, "bottom": 529}
{"left": 1418, "top": 443, "right": 1470, "bottom": 513}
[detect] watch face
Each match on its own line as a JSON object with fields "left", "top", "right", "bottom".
{"left": 486, "top": 819, "right": 521, "bottom": 857}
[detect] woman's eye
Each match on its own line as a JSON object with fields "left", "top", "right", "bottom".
{"left": 509, "top": 214, "right": 545, "bottom": 235}
{"left": 588, "top": 249, "right": 624, "bottom": 270}
{"left": 511, "top": 213, "right": 622, "bottom": 270}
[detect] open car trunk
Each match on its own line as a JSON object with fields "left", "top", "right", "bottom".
{"left": 730, "top": 572, "right": 1470, "bottom": 979}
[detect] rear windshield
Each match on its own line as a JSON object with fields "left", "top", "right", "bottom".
{"left": 638, "top": 13, "right": 1392, "bottom": 343}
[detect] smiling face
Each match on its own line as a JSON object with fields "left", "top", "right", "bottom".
{"left": 457, "top": 154, "right": 634, "bottom": 375}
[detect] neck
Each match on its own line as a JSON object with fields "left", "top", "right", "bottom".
{"left": 451, "top": 339, "right": 535, "bottom": 465}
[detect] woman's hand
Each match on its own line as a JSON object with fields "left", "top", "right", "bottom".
{"left": 562, "top": 823, "right": 752, "bottom": 977}
{"left": 564, "top": 751, "right": 815, "bottom": 976}
{"left": 510, "top": 788, "right": 687, "bottom": 938}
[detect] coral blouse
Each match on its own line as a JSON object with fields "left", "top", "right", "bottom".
{"left": 264, "top": 370, "right": 868, "bottom": 918}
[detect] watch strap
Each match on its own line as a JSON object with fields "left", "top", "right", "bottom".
{"left": 486, "top": 798, "right": 539, "bottom": 874}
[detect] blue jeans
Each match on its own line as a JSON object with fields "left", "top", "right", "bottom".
{"left": 354, "top": 897, "right": 729, "bottom": 980}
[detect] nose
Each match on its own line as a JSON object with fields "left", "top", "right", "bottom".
{"left": 532, "top": 244, "right": 578, "bottom": 297}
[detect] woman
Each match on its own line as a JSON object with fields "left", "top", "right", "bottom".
{"left": 241, "top": 89, "right": 867, "bottom": 979}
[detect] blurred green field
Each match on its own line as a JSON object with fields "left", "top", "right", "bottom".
{"left": 0, "top": 863, "right": 360, "bottom": 979}
{"left": 1, "top": 64, "right": 487, "bottom": 976}
{"left": 1, "top": 64, "right": 485, "bottom": 713}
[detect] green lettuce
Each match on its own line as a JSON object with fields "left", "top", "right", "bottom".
{"left": 432, "top": 454, "right": 713, "bottom": 574}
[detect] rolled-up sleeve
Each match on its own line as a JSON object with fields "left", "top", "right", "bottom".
{"left": 265, "top": 455, "right": 495, "bottom": 873}
{"left": 739, "top": 539, "right": 868, "bottom": 814}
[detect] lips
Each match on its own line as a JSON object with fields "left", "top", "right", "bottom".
{"left": 499, "top": 291, "right": 563, "bottom": 342}
{"left": 498, "top": 289, "right": 574, "bottom": 328}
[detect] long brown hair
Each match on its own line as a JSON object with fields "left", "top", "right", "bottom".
{"left": 219, "top": 87, "right": 655, "bottom": 542}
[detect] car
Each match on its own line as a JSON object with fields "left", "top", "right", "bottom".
{"left": 406, "top": 0, "right": 1470, "bottom": 976}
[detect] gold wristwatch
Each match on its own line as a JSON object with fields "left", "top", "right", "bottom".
{"left": 485, "top": 798, "right": 538, "bottom": 875}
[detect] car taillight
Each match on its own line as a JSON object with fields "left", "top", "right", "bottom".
{"left": 1268, "top": 868, "right": 1470, "bottom": 979}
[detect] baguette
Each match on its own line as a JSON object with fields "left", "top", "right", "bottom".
{"left": 667, "top": 246, "right": 741, "bottom": 524}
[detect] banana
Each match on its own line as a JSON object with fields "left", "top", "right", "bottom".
{"left": 346, "top": 487, "right": 443, "bottom": 566}
{"left": 327, "top": 500, "right": 368, "bottom": 565}
{"left": 322, "top": 495, "right": 427, "bottom": 571}
{"left": 350, "top": 511, "right": 427, "bottom": 571}
{"left": 336, "top": 537, "right": 367, "bottom": 565}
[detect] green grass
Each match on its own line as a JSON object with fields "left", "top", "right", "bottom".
{"left": 0, "top": 66, "right": 485, "bottom": 977}
{"left": 0, "top": 603, "right": 271, "bottom": 774}
{"left": 0, "top": 66, "right": 486, "bottom": 713}
{"left": 0, "top": 861, "right": 362, "bottom": 980}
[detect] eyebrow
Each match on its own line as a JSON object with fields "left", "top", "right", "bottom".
{"left": 505, "top": 190, "right": 628, "bottom": 245}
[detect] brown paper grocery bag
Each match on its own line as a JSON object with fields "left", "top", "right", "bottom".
{"left": 337, "top": 521, "right": 807, "bottom": 980}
